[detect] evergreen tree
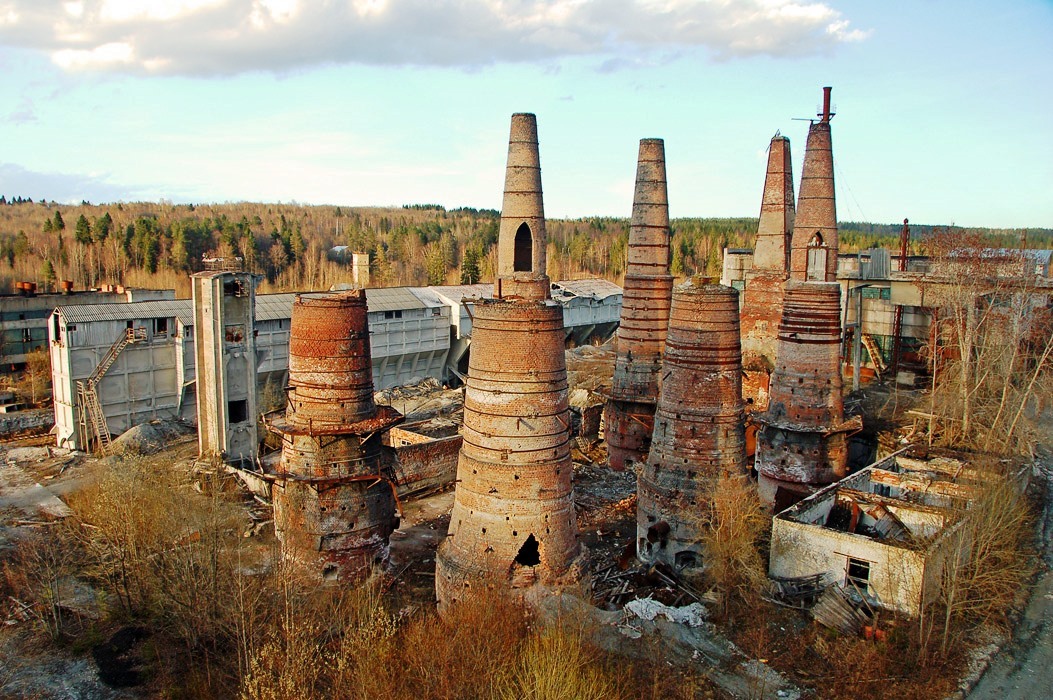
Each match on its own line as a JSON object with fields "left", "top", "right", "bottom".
{"left": 424, "top": 242, "right": 446, "bottom": 286}
{"left": 74, "top": 214, "right": 93, "bottom": 245}
{"left": 41, "top": 259, "right": 56, "bottom": 291}
{"left": 52, "top": 210, "right": 65, "bottom": 231}
{"left": 94, "top": 212, "right": 113, "bottom": 242}
{"left": 460, "top": 246, "right": 481, "bottom": 284}
{"left": 290, "top": 225, "right": 306, "bottom": 263}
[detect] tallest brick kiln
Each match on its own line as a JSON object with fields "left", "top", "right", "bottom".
{"left": 754, "top": 88, "right": 861, "bottom": 508}
{"left": 605, "top": 139, "right": 674, "bottom": 471}
{"left": 435, "top": 113, "right": 588, "bottom": 607}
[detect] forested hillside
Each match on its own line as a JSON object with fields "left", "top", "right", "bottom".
{"left": 0, "top": 197, "right": 1048, "bottom": 298}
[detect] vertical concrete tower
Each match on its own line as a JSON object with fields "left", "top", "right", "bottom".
{"left": 192, "top": 268, "right": 260, "bottom": 465}
{"left": 740, "top": 135, "right": 795, "bottom": 410}
{"left": 755, "top": 87, "right": 861, "bottom": 508}
{"left": 436, "top": 114, "right": 587, "bottom": 608}
{"left": 637, "top": 277, "right": 746, "bottom": 569}
{"left": 272, "top": 290, "right": 404, "bottom": 581}
{"left": 606, "top": 139, "right": 674, "bottom": 471}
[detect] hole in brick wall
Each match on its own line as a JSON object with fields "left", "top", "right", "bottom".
{"left": 513, "top": 531, "right": 518, "bottom": 537}
{"left": 482, "top": 527, "right": 487, "bottom": 534}
{"left": 515, "top": 535, "right": 541, "bottom": 567}
{"left": 322, "top": 565, "right": 339, "bottom": 581}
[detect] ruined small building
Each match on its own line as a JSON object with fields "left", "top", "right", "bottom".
{"left": 637, "top": 277, "right": 746, "bottom": 569}
{"left": 605, "top": 138, "right": 674, "bottom": 471}
{"left": 192, "top": 267, "right": 260, "bottom": 465}
{"left": 755, "top": 87, "right": 861, "bottom": 508}
{"left": 436, "top": 113, "right": 588, "bottom": 607}
{"left": 769, "top": 452, "right": 1022, "bottom": 617}
{"left": 739, "top": 134, "right": 795, "bottom": 410}
{"left": 271, "top": 290, "right": 404, "bottom": 581}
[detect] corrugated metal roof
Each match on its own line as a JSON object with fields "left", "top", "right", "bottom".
{"left": 430, "top": 283, "right": 494, "bottom": 304}
{"left": 255, "top": 293, "right": 298, "bottom": 322}
{"left": 363, "top": 286, "right": 429, "bottom": 312}
{"left": 554, "top": 279, "right": 623, "bottom": 299}
{"left": 57, "top": 299, "right": 194, "bottom": 325}
{"left": 406, "top": 286, "right": 454, "bottom": 309}
{"left": 54, "top": 279, "right": 623, "bottom": 327}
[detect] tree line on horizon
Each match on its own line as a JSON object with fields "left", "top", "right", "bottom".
{"left": 0, "top": 198, "right": 1048, "bottom": 298}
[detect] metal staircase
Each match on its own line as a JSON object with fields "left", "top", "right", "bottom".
{"left": 77, "top": 327, "right": 147, "bottom": 454}
{"left": 861, "top": 332, "right": 887, "bottom": 381}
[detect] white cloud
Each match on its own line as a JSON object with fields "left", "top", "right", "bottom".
{"left": 0, "top": 0, "right": 867, "bottom": 76}
{"left": 52, "top": 41, "right": 133, "bottom": 70}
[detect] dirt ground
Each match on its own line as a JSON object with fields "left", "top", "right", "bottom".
{"left": 1, "top": 374, "right": 1047, "bottom": 699}
{"left": 968, "top": 452, "right": 1053, "bottom": 700}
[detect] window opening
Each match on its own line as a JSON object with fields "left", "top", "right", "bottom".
{"left": 846, "top": 557, "right": 871, "bottom": 591}
{"left": 228, "top": 399, "right": 248, "bottom": 424}
{"left": 513, "top": 222, "right": 532, "bottom": 272}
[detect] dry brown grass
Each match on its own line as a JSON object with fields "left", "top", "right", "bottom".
{"left": 696, "top": 473, "right": 769, "bottom": 619}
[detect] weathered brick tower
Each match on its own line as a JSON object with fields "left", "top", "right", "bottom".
{"left": 739, "top": 134, "right": 795, "bottom": 409}
{"left": 436, "top": 113, "right": 588, "bottom": 607}
{"left": 755, "top": 88, "right": 861, "bottom": 508}
{"left": 272, "top": 291, "right": 404, "bottom": 581}
{"left": 637, "top": 276, "right": 746, "bottom": 569}
{"left": 606, "top": 138, "right": 674, "bottom": 471}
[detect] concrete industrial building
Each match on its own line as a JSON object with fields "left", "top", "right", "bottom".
{"left": 193, "top": 268, "right": 260, "bottom": 465}
{"left": 606, "top": 138, "right": 674, "bottom": 471}
{"left": 49, "top": 280, "right": 620, "bottom": 452}
{"left": 2, "top": 285, "right": 173, "bottom": 368}
{"left": 769, "top": 452, "right": 1024, "bottom": 617}
{"left": 436, "top": 113, "right": 588, "bottom": 607}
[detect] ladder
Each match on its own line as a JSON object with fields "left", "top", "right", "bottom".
{"left": 77, "top": 327, "right": 147, "bottom": 454}
{"left": 861, "top": 332, "right": 887, "bottom": 381}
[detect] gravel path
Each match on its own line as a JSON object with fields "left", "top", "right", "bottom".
{"left": 969, "top": 456, "right": 1053, "bottom": 699}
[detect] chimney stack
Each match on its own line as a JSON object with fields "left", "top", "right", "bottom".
{"left": 436, "top": 114, "right": 588, "bottom": 608}
{"left": 606, "top": 138, "right": 674, "bottom": 471}
{"left": 272, "top": 290, "right": 404, "bottom": 581}
{"left": 790, "top": 88, "right": 838, "bottom": 283}
{"left": 637, "top": 277, "right": 746, "bottom": 568}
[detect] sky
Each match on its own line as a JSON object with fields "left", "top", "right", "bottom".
{"left": 0, "top": 0, "right": 1050, "bottom": 229}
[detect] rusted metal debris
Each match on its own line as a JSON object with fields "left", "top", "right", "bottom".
{"left": 811, "top": 584, "right": 870, "bottom": 635}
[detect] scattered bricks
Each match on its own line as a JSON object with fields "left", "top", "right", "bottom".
{"left": 755, "top": 281, "right": 856, "bottom": 506}
{"left": 637, "top": 277, "right": 746, "bottom": 569}
{"left": 272, "top": 289, "right": 404, "bottom": 582}
{"left": 436, "top": 114, "right": 587, "bottom": 608}
{"left": 606, "top": 138, "right": 674, "bottom": 471}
